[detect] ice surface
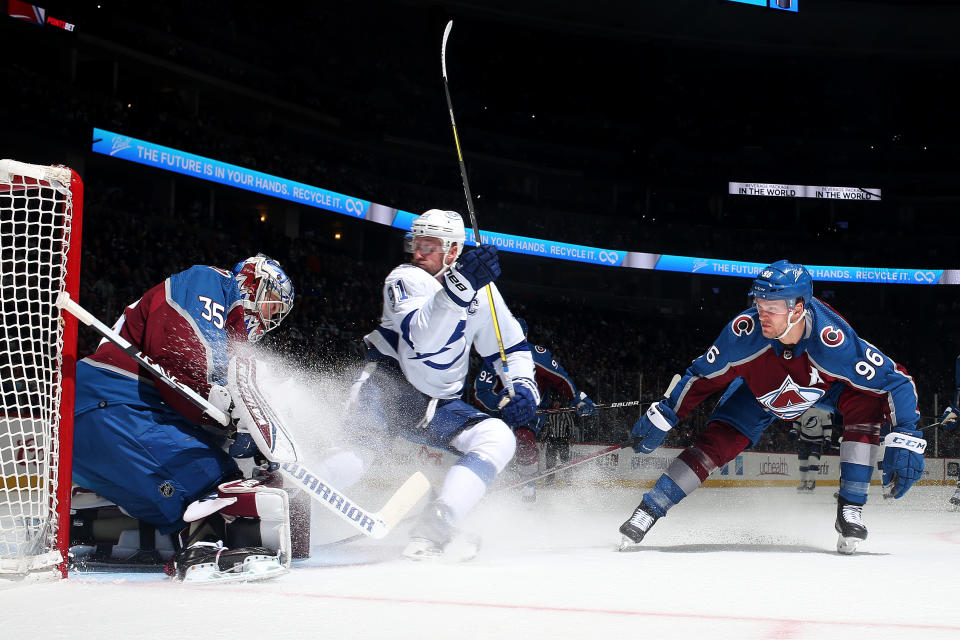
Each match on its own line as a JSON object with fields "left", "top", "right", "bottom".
{"left": 2, "top": 484, "right": 959, "bottom": 639}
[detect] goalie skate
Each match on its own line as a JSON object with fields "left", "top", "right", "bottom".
{"left": 835, "top": 497, "right": 867, "bottom": 555}
{"left": 170, "top": 542, "right": 288, "bottom": 584}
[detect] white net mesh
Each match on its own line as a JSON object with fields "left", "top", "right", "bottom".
{"left": 0, "top": 160, "right": 75, "bottom": 580}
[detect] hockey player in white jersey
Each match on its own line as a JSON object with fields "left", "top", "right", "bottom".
{"left": 791, "top": 403, "right": 835, "bottom": 492}
{"left": 357, "top": 209, "right": 538, "bottom": 559}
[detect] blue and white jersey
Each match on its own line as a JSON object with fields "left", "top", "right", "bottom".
{"left": 364, "top": 263, "right": 536, "bottom": 401}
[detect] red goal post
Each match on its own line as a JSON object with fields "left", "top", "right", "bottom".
{"left": 0, "top": 159, "right": 83, "bottom": 582}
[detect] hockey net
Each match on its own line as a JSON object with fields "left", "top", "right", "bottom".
{"left": 0, "top": 159, "right": 83, "bottom": 583}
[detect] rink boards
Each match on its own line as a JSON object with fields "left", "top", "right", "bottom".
{"left": 378, "top": 439, "right": 960, "bottom": 489}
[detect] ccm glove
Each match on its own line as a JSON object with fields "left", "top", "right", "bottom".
{"left": 497, "top": 381, "right": 538, "bottom": 428}
{"left": 571, "top": 391, "right": 598, "bottom": 417}
{"left": 939, "top": 405, "right": 959, "bottom": 431}
{"left": 881, "top": 428, "right": 926, "bottom": 499}
{"left": 442, "top": 245, "right": 501, "bottom": 306}
{"left": 631, "top": 401, "right": 679, "bottom": 454}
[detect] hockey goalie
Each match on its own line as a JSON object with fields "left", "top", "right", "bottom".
{"left": 69, "top": 255, "right": 301, "bottom": 583}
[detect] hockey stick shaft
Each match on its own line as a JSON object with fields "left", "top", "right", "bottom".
{"left": 441, "top": 20, "right": 513, "bottom": 397}
{"left": 494, "top": 441, "right": 629, "bottom": 492}
{"left": 536, "top": 400, "right": 645, "bottom": 415}
{"left": 56, "top": 292, "right": 229, "bottom": 426}
{"left": 499, "top": 378, "right": 684, "bottom": 490}
{"left": 58, "top": 293, "right": 430, "bottom": 539}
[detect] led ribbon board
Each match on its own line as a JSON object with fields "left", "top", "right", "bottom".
{"left": 723, "top": 0, "right": 798, "bottom": 12}
{"left": 92, "top": 128, "right": 956, "bottom": 284}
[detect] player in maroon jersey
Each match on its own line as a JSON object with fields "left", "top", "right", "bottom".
{"left": 71, "top": 255, "right": 296, "bottom": 581}
{"left": 618, "top": 260, "right": 924, "bottom": 554}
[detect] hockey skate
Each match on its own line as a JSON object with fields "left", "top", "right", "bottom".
{"left": 834, "top": 497, "right": 867, "bottom": 555}
{"left": 796, "top": 481, "right": 807, "bottom": 492}
{"left": 949, "top": 488, "right": 960, "bottom": 508}
{"left": 617, "top": 502, "right": 659, "bottom": 551}
{"left": 168, "top": 541, "right": 287, "bottom": 584}
{"left": 402, "top": 501, "right": 480, "bottom": 562}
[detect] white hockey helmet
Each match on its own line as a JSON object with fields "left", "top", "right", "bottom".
{"left": 232, "top": 254, "right": 295, "bottom": 342}
{"left": 406, "top": 209, "right": 466, "bottom": 266}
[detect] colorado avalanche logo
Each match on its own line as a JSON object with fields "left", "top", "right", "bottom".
{"left": 731, "top": 314, "right": 755, "bottom": 337}
{"left": 820, "top": 325, "right": 845, "bottom": 347}
{"left": 534, "top": 345, "right": 547, "bottom": 354}
{"left": 757, "top": 375, "right": 826, "bottom": 420}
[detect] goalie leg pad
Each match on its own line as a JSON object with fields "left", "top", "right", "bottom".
{"left": 217, "top": 477, "right": 292, "bottom": 567}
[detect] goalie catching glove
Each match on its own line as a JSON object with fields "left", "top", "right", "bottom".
{"left": 881, "top": 428, "right": 926, "bottom": 499}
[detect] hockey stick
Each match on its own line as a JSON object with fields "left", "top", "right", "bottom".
{"left": 55, "top": 291, "right": 230, "bottom": 425}
{"left": 498, "top": 376, "right": 683, "bottom": 491}
{"left": 56, "top": 292, "right": 430, "bottom": 539}
{"left": 441, "top": 20, "right": 513, "bottom": 399}
{"left": 494, "top": 441, "right": 631, "bottom": 492}
{"left": 536, "top": 400, "right": 646, "bottom": 415}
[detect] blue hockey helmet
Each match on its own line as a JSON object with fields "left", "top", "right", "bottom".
{"left": 749, "top": 260, "right": 813, "bottom": 307}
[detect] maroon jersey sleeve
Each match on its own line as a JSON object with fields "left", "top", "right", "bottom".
{"left": 88, "top": 280, "right": 245, "bottom": 426}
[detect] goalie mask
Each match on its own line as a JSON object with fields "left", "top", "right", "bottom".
{"left": 232, "top": 255, "right": 295, "bottom": 342}
{"left": 405, "top": 209, "right": 466, "bottom": 276}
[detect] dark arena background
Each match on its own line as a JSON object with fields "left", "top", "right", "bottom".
{"left": 3, "top": 4, "right": 960, "bottom": 633}
{"left": 4, "top": 1, "right": 960, "bottom": 447}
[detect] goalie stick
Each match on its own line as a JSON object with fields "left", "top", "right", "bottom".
{"left": 441, "top": 20, "right": 513, "bottom": 400}
{"left": 56, "top": 292, "right": 430, "bottom": 540}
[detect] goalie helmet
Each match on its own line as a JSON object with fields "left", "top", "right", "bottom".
{"left": 749, "top": 259, "right": 813, "bottom": 307}
{"left": 232, "top": 254, "right": 295, "bottom": 342}
{"left": 406, "top": 209, "right": 466, "bottom": 266}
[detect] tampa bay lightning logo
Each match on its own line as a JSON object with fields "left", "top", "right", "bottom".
{"left": 731, "top": 314, "right": 755, "bottom": 337}
{"left": 820, "top": 325, "right": 845, "bottom": 347}
{"left": 413, "top": 320, "right": 467, "bottom": 370}
{"left": 757, "top": 375, "right": 825, "bottom": 419}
